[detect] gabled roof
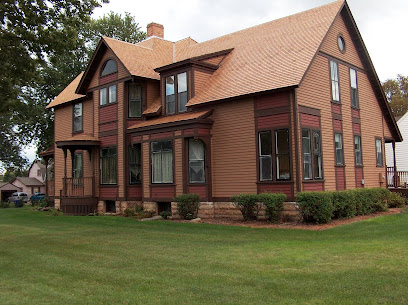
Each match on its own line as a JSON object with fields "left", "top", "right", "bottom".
{"left": 12, "top": 177, "right": 44, "bottom": 187}
{"left": 46, "top": 73, "right": 85, "bottom": 109}
{"left": 0, "top": 182, "right": 22, "bottom": 191}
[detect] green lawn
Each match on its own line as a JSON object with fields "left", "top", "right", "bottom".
{"left": 0, "top": 207, "right": 407, "bottom": 305}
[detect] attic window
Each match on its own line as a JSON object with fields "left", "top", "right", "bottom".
{"left": 101, "top": 59, "right": 117, "bottom": 76}
{"left": 337, "top": 35, "right": 345, "bottom": 53}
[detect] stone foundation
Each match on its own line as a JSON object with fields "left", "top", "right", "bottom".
{"left": 97, "top": 200, "right": 143, "bottom": 214}
{"left": 54, "top": 199, "right": 61, "bottom": 210}
{"left": 169, "top": 201, "right": 301, "bottom": 220}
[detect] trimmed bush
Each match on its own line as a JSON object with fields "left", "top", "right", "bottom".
{"left": 258, "top": 193, "right": 286, "bottom": 223}
{"left": 332, "top": 190, "right": 356, "bottom": 219}
{"left": 231, "top": 194, "right": 260, "bottom": 221}
{"left": 354, "top": 188, "right": 388, "bottom": 215}
{"left": 297, "top": 191, "right": 334, "bottom": 224}
{"left": 387, "top": 191, "right": 406, "bottom": 208}
{"left": 175, "top": 194, "right": 200, "bottom": 220}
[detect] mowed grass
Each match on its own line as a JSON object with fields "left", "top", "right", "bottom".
{"left": 0, "top": 207, "right": 407, "bottom": 305}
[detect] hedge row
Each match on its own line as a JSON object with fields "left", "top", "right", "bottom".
{"left": 230, "top": 193, "right": 287, "bottom": 222}
{"left": 297, "top": 188, "right": 405, "bottom": 224}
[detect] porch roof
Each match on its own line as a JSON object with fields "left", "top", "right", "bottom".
{"left": 56, "top": 135, "right": 100, "bottom": 149}
{"left": 128, "top": 110, "right": 212, "bottom": 132}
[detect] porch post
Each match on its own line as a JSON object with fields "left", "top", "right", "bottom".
{"left": 63, "top": 148, "right": 67, "bottom": 196}
{"left": 392, "top": 141, "right": 398, "bottom": 187}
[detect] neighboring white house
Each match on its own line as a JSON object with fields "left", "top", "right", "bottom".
{"left": 11, "top": 177, "right": 45, "bottom": 198}
{"left": 28, "top": 160, "right": 47, "bottom": 183}
{"left": 386, "top": 112, "right": 408, "bottom": 171}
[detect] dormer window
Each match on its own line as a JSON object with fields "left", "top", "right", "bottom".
{"left": 101, "top": 59, "right": 117, "bottom": 76}
{"left": 165, "top": 72, "right": 188, "bottom": 114}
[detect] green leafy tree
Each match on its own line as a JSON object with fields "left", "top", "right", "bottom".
{"left": 0, "top": 0, "right": 108, "bottom": 167}
{"left": 2, "top": 167, "right": 28, "bottom": 183}
{"left": 382, "top": 74, "right": 408, "bottom": 118}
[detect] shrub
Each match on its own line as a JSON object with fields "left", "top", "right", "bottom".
{"left": 175, "top": 194, "right": 201, "bottom": 220}
{"left": 332, "top": 190, "right": 356, "bottom": 219}
{"left": 387, "top": 191, "right": 406, "bottom": 208}
{"left": 297, "top": 191, "right": 334, "bottom": 224}
{"left": 231, "top": 194, "right": 260, "bottom": 221}
{"left": 0, "top": 201, "right": 10, "bottom": 208}
{"left": 354, "top": 188, "right": 389, "bottom": 215}
{"left": 258, "top": 193, "right": 286, "bottom": 223}
{"left": 38, "top": 199, "right": 50, "bottom": 209}
{"left": 160, "top": 211, "right": 171, "bottom": 219}
{"left": 123, "top": 208, "right": 136, "bottom": 217}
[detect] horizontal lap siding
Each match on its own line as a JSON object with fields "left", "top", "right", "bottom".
{"left": 175, "top": 138, "right": 183, "bottom": 196}
{"left": 142, "top": 142, "right": 150, "bottom": 198}
{"left": 100, "top": 122, "right": 118, "bottom": 132}
{"left": 300, "top": 113, "right": 320, "bottom": 128}
{"left": 117, "top": 82, "right": 124, "bottom": 198}
{"left": 188, "top": 185, "right": 206, "bottom": 198}
{"left": 99, "top": 104, "right": 117, "bottom": 124}
{"left": 297, "top": 55, "right": 335, "bottom": 189}
{"left": 151, "top": 186, "right": 175, "bottom": 199}
{"left": 336, "top": 167, "right": 346, "bottom": 190}
{"left": 183, "top": 129, "right": 194, "bottom": 135}
{"left": 303, "top": 182, "right": 324, "bottom": 192}
{"left": 147, "top": 80, "right": 160, "bottom": 108}
{"left": 150, "top": 131, "right": 173, "bottom": 140}
{"left": 211, "top": 98, "right": 256, "bottom": 197}
{"left": 256, "top": 92, "right": 289, "bottom": 110}
{"left": 100, "top": 135, "right": 117, "bottom": 147}
{"left": 352, "top": 109, "right": 360, "bottom": 118}
{"left": 99, "top": 73, "right": 118, "bottom": 85}
{"left": 353, "top": 123, "right": 361, "bottom": 134}
{"left": 259, "top": 183, "right": 293, "bottom": 199}
{"left": 128, "top": 186, "right": 142, "bottom": 198}
{"left": 355, "top": 167, "right": 364, "bottom": 188}
{"left": 100, "top": 187, "right": 118, "bottom": 198}
{"left": 320, "top": 14, "right": 364, "bottom": 69}
{"left": 332, "top": 104, "right": 341, "bottom": 114}
{"left": 333, "top": 119, "right": 342, "bottom": 132}
{"left": 257, "top": 113, "right": 289, "bottom": 129}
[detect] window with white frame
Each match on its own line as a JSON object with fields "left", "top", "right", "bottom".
{"left": 189, "top": 139, "right": 205, "bottom": 183}
{"left": 73, "top": 102, "right": 83, "bottom": 132}
{"left": 376, "top": 138, "right": 383, "bottom": 166}
{"left": 350, "top": 68, "right": 359, "bottom": 108}
{"left": 330, "top": 61, "right": 340, "bottom": 102}
{"left": 100, "top": 85, "right": 117, "bottom": 106}
{"left": 335, "top": 133, "right": 344, "bottom": 165}
{"left": 354, "top": 135, "right": 362, "bottom": 166}
{"left": 151, "top": 141, "right": 173, "bottom": 183}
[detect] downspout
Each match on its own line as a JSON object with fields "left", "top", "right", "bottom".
{"left": 293, "top": 88, "right": 301, "bottom": 195}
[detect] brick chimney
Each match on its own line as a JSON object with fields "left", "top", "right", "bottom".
{"left": 147, "top": 22, "right": 164, "bottom": 38}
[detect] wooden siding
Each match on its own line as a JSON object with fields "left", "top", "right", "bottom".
{"left": 100, "top": 73, "right": 118, "bottom": 85}
{"left": 210, "top": 97, "right": 256, "bottom": 197}
{"left": 142, "top": 142, "right": 150, "bottom": 198}
{"left": 188, "top": 185, "right": 206, "bottom": 198}
{"left": 151, "top": 186, "right": 175, "bottom": 199}
{"left": 352, "top": 108, "right": 360, "bottom": 118}
{"left": 54, "top": 106, "right": 71, "bottom": 196}
{"left": 100, "top": 135, "right": 117, "bottom": 147}
{"left": 300, "top": 113, "right": 320, "bottom": 128}
{"left": 194, "top": 70, "right": 212, "bottom": 97}
{"left": 336, "top": 167, "right": 346, "bottom": 190}
{"left": 117, "top": 82, "right": 124, "bottom": 198}
{"left": 128, "top": 186, "right": 142, "bottom": 198}
{"left": 99, "top": 122, "right": 118, "bottom": 132}
{"left": 259, "top": 183, "right": 293, "bottom": 199}
{"left": 150, "top": 131, "right": 173, "bottom": 140}
{"left": 174, "top": 138, "right": 183, "bottom": 196}
{"left": 332, "top": 104, "right": 341, "bottom": 114}
{"left": 320, "top": 13, "right": 364, "bottom": 69}
{"left": 297, "top": 55, "right": 335, "bottom": 189}
{"left": 257, "top": 113, "right": 290, "bottom": 129}
{"left": 355, "top": 167, "right": 364, "bottom": 188}
{"left": 88, "top": 48, "right": 130, "bottom": 90}
{"left": 255, "top": 92, "right": 289, "bottom": 110}
{"left": 146, "top": 80, "right": 160, "bottom": 110}
{"left": 100, "top": 186, "right": 118, "bottom": 198}
{"left": 303, "top": 182, "right": 324, "bottom": 192}
{"left": 333, "top": 119, "right": 342, "bottom": 132}
{"left": 99, "top": 104, "right": 117, "bottom": 124}
{"left": 353, "top": 123, "right": 361, "bottom": 134}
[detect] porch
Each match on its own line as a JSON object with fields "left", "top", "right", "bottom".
{"left": 386, "top": 166, "right": 408, "bottom": 198}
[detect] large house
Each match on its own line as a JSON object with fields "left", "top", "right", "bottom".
{"left": 44, "top": 0, "right": 401, "bottom": 215}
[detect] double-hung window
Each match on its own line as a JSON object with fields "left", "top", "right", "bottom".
{"left": 275, "top": 129, "right": 290, "bottom": 180}
{"left": 73, "top": 102, "right": 83, "bottom": 132}
{"left": 335, "top": 133, "right": 344, "bottom": 165}
{"left": 72, "top": 153, "right": 83, "bottom": 178}
{"left": 350, "top": 68, "right": 359, "bottom": 108}
{"left": 189, "top": 139, "right": 205, "bottom": 183}
{"left": 376, "top": 138, "right": 383, "bottom": 166}
{"left": 302, "top": 129, "right": 323, "bottom": 180}
{"left": 128, "top": 84, "right": 142, "bottom": 117}
{"left": 100, "top": 147, "right": 117, "bottom": 184}
{"left": 354, "top": 135, "right": 362, "bottom": 166}
{"left": 100, "top": 85, "right": 117, "bottom": 105}
{"left": 259, "top": 131, "right": 273, "bottom": 181}
{"left": 330, "top": 61, "right": 340, "bottom": 102}
{"left": 151, "top": 141, "right": 173, "bottom": 183}
{"left": 129, "top": 144, "right": 141, "bottom": 184}
{"left": 165, "top": 72, "right": 188, "bottom": 114}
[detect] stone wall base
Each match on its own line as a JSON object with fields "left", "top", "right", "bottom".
{"left": 54, "top": 199, "right": 60, "bottom": 210}
{"left": 97, "top": 200, "right": 143, "bottom": 214}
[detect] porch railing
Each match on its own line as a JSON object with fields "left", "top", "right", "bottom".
{"left": 387, "top": 167, "right": 408, "bottom": 188}
{"left": 62, "top": 177, "right": 94, "bottom": 197}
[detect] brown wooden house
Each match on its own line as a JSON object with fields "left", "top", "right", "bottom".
{"left": 44, "top": 0, "right": 402, "bottom": 216}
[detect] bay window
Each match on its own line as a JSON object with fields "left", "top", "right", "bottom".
{"left": 151, "top": 140, "right": 173, "bottom": 183}
{"left": 100, "top": 147, "right": 117, "bottom": 184}
{"left": 189, "top": 139, "right": 205, "bottom": 183}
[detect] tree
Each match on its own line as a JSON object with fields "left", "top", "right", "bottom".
{"left": 382, "top": 75, "right": 408, "bottom": 118}
{"left": 2, "top": 166, "right": 28, "bottom": 183}
{"left": 0, "top": 0, "right": 108, "bottom": 168}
